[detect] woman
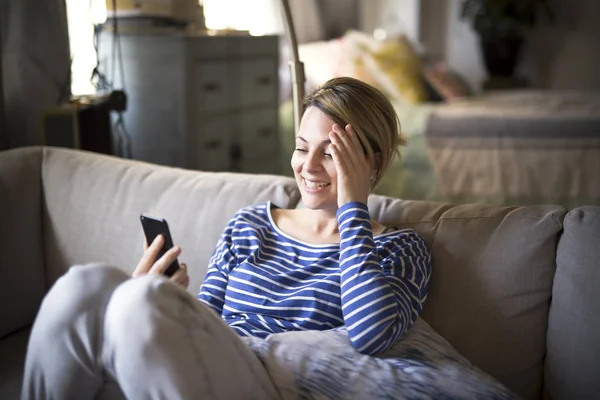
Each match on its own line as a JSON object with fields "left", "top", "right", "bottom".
{"left": 22, "top": 77, "right": 431, "bottom": 399}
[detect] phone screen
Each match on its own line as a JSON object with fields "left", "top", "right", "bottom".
{"left": 140, "top": 214, "right": 180, "bottom": 277}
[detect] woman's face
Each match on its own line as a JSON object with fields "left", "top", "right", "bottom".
{"left": 291, "top": 107, "right": 339, "bottom": 211}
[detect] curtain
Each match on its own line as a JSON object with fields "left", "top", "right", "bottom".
{"left": 0, "top": 0, "right": 70, "bottom": 149}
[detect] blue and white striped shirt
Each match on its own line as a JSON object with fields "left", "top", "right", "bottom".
{"left": 198, "top": 201, "right": 431, "bottom": 355}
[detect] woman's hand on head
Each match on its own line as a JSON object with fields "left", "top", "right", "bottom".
{"left": 132, "top": 235, "right": 190, "bottom": 289}
{"left": 329, "top": 124, "right": 372, "bottom": 207}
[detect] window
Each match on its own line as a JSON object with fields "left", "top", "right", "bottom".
{"left": 65, "top": 0, "right": 107, "bottom": 96}
{"left": 202, "top": 0, "right": 280, "bottom": 36}
{"left": 66, "top": 0, "right": 279, "bottom": 96}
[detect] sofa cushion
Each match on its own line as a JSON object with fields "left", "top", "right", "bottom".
{"left": 41, "top": 147, "right": 301, "bottom": 295}
{"left": 0, "top": 327, "right": 30, "bottom": 399}
{"left": 545, "top": 207, "right": 600, "bottom": 400}
{"left": 0, "top": 147, "right": 46, "bottom": 339}
{"left": 368, "top": 195, "right": 566, "bottom": 400}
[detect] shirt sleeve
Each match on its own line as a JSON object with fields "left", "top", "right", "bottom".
{"left": 336, "top": 201, "right": 431, "bottom": 355}
{"left": 197, "top": 214, "right": 238, "bottom": 315}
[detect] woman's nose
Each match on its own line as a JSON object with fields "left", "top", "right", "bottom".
{"left": 303, "top": 151, "right": 322, "bottom": 172}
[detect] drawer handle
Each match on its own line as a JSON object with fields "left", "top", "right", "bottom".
{"left": 257, "top": 76, "right": 271, "bottom": 86}
{"left": 203, "top": 82, "right": 221, "bottom": 92}
{"left": 258, "top": 128, "right": 273, "bottom": 137}
{"left": 205, "top": 139, "right": 222, "bottom": 149}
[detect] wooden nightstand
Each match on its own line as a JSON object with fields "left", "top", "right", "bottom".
{"left": 100, "top": 32, "right": 280, "bottom": 174}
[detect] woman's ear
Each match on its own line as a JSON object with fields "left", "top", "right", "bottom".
{"left": 372, "top": 152, "right": 383, "bottom": 179}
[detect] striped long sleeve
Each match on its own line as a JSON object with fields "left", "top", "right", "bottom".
{"left": 196, "top": 202, "right": 431, "bottom": 347}
{"left": 197, "top": 215, "right": 238, "bottom": 315}
{"left": 337, "top": 202, "right": 431, "bottom": 355}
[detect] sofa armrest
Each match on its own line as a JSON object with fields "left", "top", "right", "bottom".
{"left": 0, "top": 147, "right": 46, "bottom": 338}
{"left": 545, "top": 207, "right": 600, "bottom": 400}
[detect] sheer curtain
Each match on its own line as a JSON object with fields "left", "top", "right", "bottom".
{"left": 0, "top": 0, "right": 70, "bottom": 149}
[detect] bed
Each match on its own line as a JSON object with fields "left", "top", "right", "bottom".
{"left": 279, "top": 90, "right": 600, "bottom": 207}
{"left": 277, "top": 31, "right": 600, "bottom": 207}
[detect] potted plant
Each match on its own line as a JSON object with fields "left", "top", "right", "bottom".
{"left": 461, "top": 0, "right": 553, "bottom": 82}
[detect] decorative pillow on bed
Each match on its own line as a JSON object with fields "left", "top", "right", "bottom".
{"left": 243, "top": 318, "right": 518, "bottom": 399}
{"left": 361, "top": 36, "right": 429, "bottom": 105}
{"left": 424, "top": 62, "right": 473, "bottom": 101}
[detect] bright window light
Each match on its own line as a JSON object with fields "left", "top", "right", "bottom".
{"left": 65, "top": 0, "right": 107, "bottom": 96}
{"left": 203, "top": 0, "right": 280, "bottom": 36}
{"left": 66, "top": 0, "right": 279, "bottom": 96}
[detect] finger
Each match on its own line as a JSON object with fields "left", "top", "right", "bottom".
{"left": 143, "top": 238, "right": 148, "bottom": 251}
{"left": 334, "top": 124, "right": 355, "bottom": 151}
{"left": 345, "top": 124, "right": 366, "bottom": 156}
{"left": 170, "top": 263, "right": 189, "bottom": 288}
{"left": 328, "top": 142, "right": 347, "bottom": 174}
{"left": 330, "top": 126, "right": 355, "bottom": 174}
{"left": 149, "top": 245, "right": 181, "bottom": 275}
{"left": 134, "top": 235, "right": 164, "bottom": 276}
{"left": 344, "top": 124, "right": 370, "bottom": 167}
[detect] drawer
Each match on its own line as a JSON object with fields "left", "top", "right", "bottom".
{"left": 191, "top": 61, "right": 238, "bottom": 113}
{"left": 238, "top": 35, "right": 279, "bottom": 57}
{"left": 239, "top": 108, "right": 279, "bottom": 156}
{"left": 186, "top": 35, "right": 234, "bottom": 60}
{"left": 191, "top": 117, "right": 232, "bottom": 171}
{"left": 240, "top": 59, "right": 278, "bottom": 107}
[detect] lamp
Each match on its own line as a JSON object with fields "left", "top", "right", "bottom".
{"left": 278, "top": 0, "right": 304, "bottom": 134}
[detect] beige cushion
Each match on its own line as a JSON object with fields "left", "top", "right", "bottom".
{"left": 368, "top": 195, "right": 566, "bottom": 399}
{"left": 545, "top": 207, "right": 600, "bottom": 400}
{"left": 41, "top": 147, "right": 301, "bottom": 295}
{"left": 0, "top": 147, "right": 46, "bottom": 338}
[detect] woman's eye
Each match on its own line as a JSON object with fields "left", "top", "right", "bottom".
{"left": 294, "top": 148, "right": 307, "bottom": 153}
{"left": 323, "top": 152, "right": 332, "bottom": 158}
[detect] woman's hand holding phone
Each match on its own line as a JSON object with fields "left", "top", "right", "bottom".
{"left": 132, "top": 235, "right": 190, "bottom": 289}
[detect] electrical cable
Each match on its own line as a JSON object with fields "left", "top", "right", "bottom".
{"left": 110, "top": 0, "right": 132, "bottom": 158}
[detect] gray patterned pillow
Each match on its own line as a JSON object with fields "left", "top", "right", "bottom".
{"left": 243, "top": 318, "right": 518, "bottom": 399}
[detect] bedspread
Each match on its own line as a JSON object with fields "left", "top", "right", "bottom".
{"left": 426, "top": 90, "right": 600, "bottom": 207}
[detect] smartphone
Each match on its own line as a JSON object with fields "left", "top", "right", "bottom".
{"left": 140, "top": 213, "right": 180, "bottom": 277}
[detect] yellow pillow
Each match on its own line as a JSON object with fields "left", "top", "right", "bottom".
{"left": 363, "top": 36, "right": 428, "bottom": 104}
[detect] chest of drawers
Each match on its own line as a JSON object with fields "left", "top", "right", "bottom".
{"left": 100, "top": 32, "right": 280, "bottom": 174}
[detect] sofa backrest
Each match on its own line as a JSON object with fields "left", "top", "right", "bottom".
{"left": 0, "top": 148, "right": 46, "bottom": 339}
{"left": 545, "top": 207, "right": 600, "bottom": 400}
{"left": 368, "top": 194, "right": 567, "bottom": 399}
{"left": 40, "top": 147, "right": 301, "bottom": 295}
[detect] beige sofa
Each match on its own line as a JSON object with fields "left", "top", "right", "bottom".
{"left": 0, "top": 146, "right": 599, "bottom": 399}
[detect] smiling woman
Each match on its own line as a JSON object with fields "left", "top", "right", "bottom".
{"left": 21, "top": 77, "right": 431, "bottom": 399}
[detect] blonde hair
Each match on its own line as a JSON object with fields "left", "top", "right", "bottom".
{"left": 303, "top": 77, "right": 405, "bottom": 187}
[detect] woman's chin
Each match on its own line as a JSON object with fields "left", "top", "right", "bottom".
{"left": 300, "top": 194, "right": 337, "bottom": 211}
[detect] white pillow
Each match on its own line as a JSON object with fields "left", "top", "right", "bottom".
{"left": 243, "top": 318, "right": 518, "bottom": 399}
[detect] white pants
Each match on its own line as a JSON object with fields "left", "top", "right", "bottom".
{"left": 22, "top": 264, "right": 281, "bottom": 400}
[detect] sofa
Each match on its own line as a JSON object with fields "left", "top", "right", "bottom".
{"left": 0, "top": 146, "right": 598, "bottom": 399}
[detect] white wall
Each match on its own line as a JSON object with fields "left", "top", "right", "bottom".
{"left": 420, "top": 0, "right": 600, "bottom": 92}
{"left": 443, "top": 0, "right": 486, "bottom": 91}
{"left": 526, "top": 0, "right": 600, "bottom": 91}
{"left": 359, "top": 0, "right": 420, "bottom": 43}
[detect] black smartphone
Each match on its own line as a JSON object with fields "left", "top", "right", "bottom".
{"left": 140, "top": 213, "right": 180, "bottom": 277}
